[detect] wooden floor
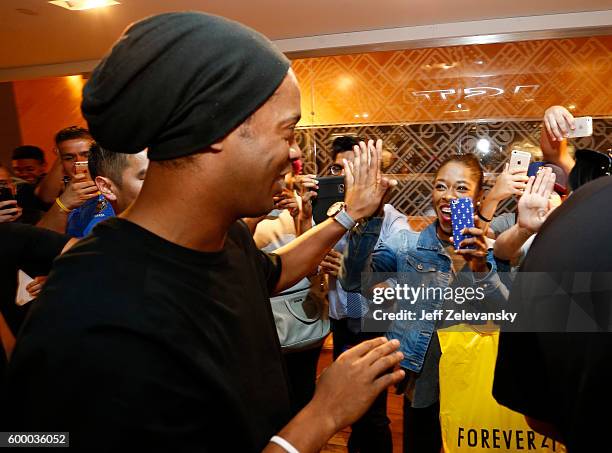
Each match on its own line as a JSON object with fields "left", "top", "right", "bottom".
{"left": 316, "top": 347, "right": 405, "bottom": 453}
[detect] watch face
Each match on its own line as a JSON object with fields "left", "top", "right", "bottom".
{"left": 327, "top": 201, "right": 344, "bottom": 217}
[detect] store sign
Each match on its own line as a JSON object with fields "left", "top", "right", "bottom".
{"left": 411, "top": 85, "right": 539, "bottom": 101}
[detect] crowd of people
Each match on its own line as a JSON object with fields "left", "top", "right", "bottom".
{"left": 1, "top": 11, "right": 611, "bottom": 453}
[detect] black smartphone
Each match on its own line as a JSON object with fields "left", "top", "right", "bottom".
{"left": 312, "top": 175, "right": 345, "bottom": 224}
{"left": 0, "top": 186, "right": 15, "bottom": 203}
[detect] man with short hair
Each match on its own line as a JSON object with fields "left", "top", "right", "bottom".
{"left": 5, "top": 12, "right": 403, "bottom": 453}
{"left": 11, "top": 145, "right": 46, "bottom": 185}
{"left": 328, "top": 135, "right": 360, "bottom": 175}
{"left": 77, "top": 144, "right": 148, "bottom": 236}
{"left": 35, "top": 127, "right": 100, "bottom": 235}
{"left": 53, "top": 126, "right": 93, "bottom": 178}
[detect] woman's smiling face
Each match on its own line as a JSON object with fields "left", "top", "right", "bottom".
{"left": 432, "top": 161, "right": 482, "bottom": 236}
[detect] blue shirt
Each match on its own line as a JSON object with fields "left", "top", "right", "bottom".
{"left": 66, "top": 194, "right": 115, "bottom": 238}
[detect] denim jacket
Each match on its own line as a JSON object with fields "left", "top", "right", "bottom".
{"left": 341, "top": 220, "right": 509, "bottom": 373}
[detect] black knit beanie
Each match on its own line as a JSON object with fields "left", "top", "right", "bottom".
{"left": 81, "top": 12, "right": 291, "bottom": 161}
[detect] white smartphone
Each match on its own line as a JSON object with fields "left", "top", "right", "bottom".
{"left": 565, "top": 116, "right": 593, "bottom": 138}
{"left": 509, "top": 150, "right": 531, "bottom": 174}
{"left": 74, "top": 161, "right": 89, "bottom": 175}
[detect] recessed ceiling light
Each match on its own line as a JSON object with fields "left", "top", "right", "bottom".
{"left": 48, "top": 0, "right": 120, "bottom": 11}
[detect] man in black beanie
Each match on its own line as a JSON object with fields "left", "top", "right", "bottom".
{"left": 4, "top": 12, "right": 403, "bottom": 453}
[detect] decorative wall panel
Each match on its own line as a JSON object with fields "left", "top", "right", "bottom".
{"left": 293, "top": 36, "right": 612, "bottom": 126}
{"left": 297, "top": 119, "right": 612, "bottom": 217}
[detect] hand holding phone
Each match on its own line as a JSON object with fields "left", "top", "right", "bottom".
{"left": 565, "top": 116, "right": 593, "bottom": 138}
{"left": 509, "top": 150, "right": 531, "bottom": 175}
{"left": 451, "top": 197, "right": 475, "bottom": 250}
{"left": 0, "top": 199, "right": 21, "bottom": 223}
{"left": 74, "top": 161, "right": 89, "bottom": 175}
{"left": 58, "top": 173, "right": 99, "bottom": 210}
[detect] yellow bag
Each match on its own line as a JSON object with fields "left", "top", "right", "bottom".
{"left": 438, "top": 326, "right": 566, "bottom": 453}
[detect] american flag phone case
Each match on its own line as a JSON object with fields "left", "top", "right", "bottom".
{"left": 451, "top": 197, "right": 475, "bottom": 250}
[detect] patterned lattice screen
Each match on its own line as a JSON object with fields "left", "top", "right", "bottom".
{"left": 296, "top": 119, "right": 612, "bottom": 216}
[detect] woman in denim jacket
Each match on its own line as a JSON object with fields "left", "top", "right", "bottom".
{"left": 341, "top": 154, "right": 509, "bottom": 452}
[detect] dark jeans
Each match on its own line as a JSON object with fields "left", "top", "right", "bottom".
{"left": 284, "top": 345, "right": 323, "bottom": 416}
{"left": 331, "top": 317, "right": 392, "bottom": 453}
{"left": 403, "top": 398, "right": 442, "bottom": 453}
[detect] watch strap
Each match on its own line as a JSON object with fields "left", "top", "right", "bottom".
{"left": 334, "top": 208, "right": 357, "bottom": 230}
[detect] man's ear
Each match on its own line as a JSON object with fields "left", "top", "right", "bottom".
{"left": 95, "top": 176, "right": 117, "bottom": 201}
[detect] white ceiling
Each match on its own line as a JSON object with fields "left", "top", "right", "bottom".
{"left": 1, "top": 0, "right": 611, "bottom": 69}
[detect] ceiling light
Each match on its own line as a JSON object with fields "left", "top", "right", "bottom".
{"left": 48, "top": 0, "right": 120, "bottom": 11}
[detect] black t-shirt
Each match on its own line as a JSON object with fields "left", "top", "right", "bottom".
{"left": 493, "top": 175, "right": 612, "bottom": 452}
{"left": 0, "top": 223, "right": 69, "bottom": 335}
{"left": 4, "top": 218, "right": 291, "bottom": 452}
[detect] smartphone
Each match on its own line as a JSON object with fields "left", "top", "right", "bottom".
{"left": 0, "top": 186, "right": 15, "bottom": 203}
{"left": 312, "top": 176, "right": 345, "bottom": 224}
{"left": 565, "top": 116, "right": 593, "bottom": 138}
{"left": 509, "top": 150, "right": 531, "bottom": 175}
{"left": 451, "top": 197, "right": 475, "bottom": 250}
{"left": 74, "top": 161, "right": 89, "bottom": 175}
{"left": 527, "top": 161, "right": 546, "bottom": 177}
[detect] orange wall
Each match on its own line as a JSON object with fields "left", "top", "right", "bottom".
{"left": 13, "top": 75, "right": 87, "bottom": 164}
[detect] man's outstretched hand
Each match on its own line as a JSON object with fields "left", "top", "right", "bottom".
{"left": 265, "top": 337, "right": 405, "bottom": 453}
{"left": 311, "top": 337, "right": 404, "bottom": 430}
{"left": 343, "top": 139, "right": 397, "bottom": 221}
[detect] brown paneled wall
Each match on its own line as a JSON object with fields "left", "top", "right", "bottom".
{"left": 293, "top": 36, "right": 612, "bottom": 126}
{"left": 0, "top": 82, "right": 22, "bottom": 169}
{"left": 12, "top": 76, "right": 86, "bottom": 164}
